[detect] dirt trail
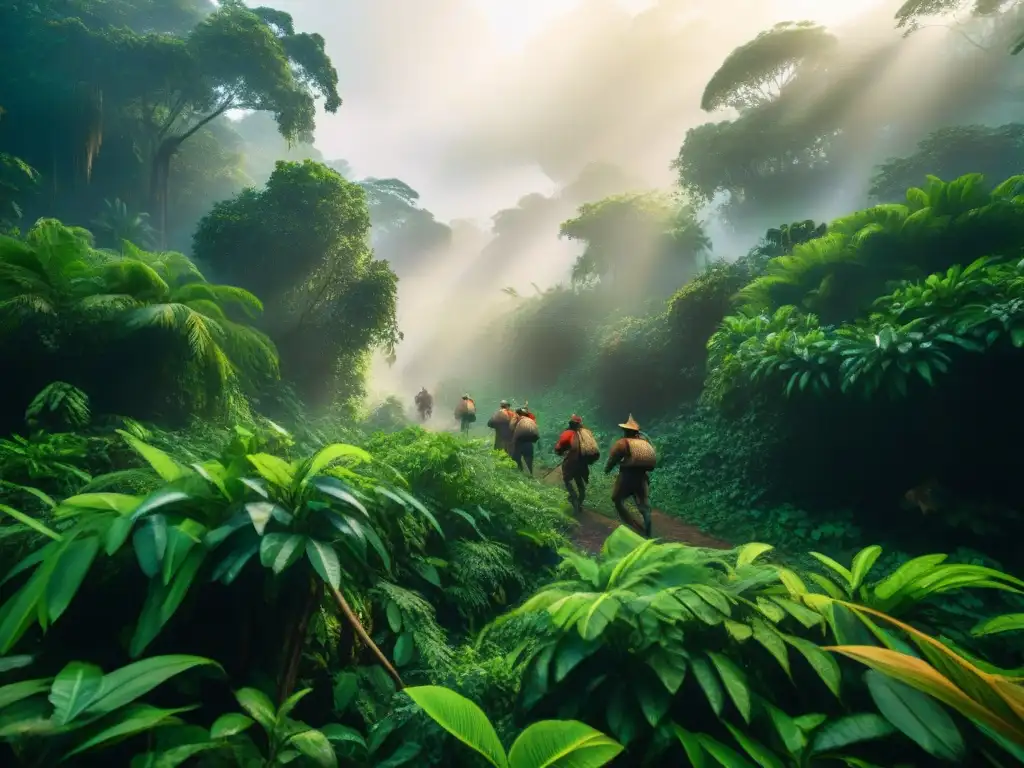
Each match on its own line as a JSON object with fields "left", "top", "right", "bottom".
{"left": 572, "top": 507, "right": 730, "bottom": 553}
{"left": 537, "top": 464, "right": 730, "bottom": 553}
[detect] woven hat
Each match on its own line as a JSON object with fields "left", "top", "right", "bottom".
{"left": 569, "top": 414, "right": 583, "bottom": 424}
{"left": 618, "top": 414, "right": 640, "bottom": 431}
{"left": 500, "top": 399, "right": 510, "bottom": 407}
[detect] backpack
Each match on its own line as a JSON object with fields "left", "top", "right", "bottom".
{"left": 513, "top": 415, "right": 539, "bottom": 443}
{"left": 623, "top": 437, "right": 656, "bottom": 469}
{"left": 572, "top": 428, "right": 600, "bottom": 465}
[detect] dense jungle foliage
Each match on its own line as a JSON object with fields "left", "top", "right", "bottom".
{"left": 2, "top": 0, "right": 1024, "bottom": 766}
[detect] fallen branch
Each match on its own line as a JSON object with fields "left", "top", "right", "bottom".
{"left": 327, "top": 582, "right": 404, "bottom": 690}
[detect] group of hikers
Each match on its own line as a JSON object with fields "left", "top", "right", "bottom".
{"left": 414, "top": 388, "right": 657, "bottom": 539}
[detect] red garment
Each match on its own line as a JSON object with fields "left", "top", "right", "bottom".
{"left": 524, "top": 410, "right": 536, "bottom": 422}
{"left": 554, "top": 429, "right": 575, "bottom": 454}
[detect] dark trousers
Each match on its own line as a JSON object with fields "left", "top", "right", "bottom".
{"left": 564, "top": 464, "right": 589, "bottom": 513}
{"left": 513, "top": 442, "right": 534, "bottom": 475}
{"left": 459, "top": 417, "right": 472, "bottom": 434}
{"left": 612, "top": 469, "right": 652, "bottom": 537}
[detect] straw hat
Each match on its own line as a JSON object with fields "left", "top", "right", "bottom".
{"left": 500, "top": 399, "right": 510, "bottom": 408}
{"left": 618, "top": 414, "right": 640, "bottom": 431}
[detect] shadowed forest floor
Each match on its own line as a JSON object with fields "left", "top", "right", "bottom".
{"left": 572, "top": 506, "right": 731, "bottom": 553}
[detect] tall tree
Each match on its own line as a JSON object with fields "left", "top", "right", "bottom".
{"left": 193, "top": 160, "right": 400, "bottom": 406}
{"left": 700, "top": 21, "right": 835, "bottom": 112}
{"left": 359, "top": 178, "right": 451, "bottom": 271}
{"left": 560, "top": 192, "right": 710, "bottom": 297}
{"left": 137, "top": 1, "right": 341, "bottom": 242}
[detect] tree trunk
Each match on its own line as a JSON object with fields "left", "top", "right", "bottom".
{"left": 276, "top": 575, "right": 323, "bottom": 705}
{"left": 149, "top": 137, "right": 182, "bottom": 250}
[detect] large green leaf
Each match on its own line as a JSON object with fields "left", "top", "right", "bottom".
{"left": 864, "top": 670, "right": 964, "bottom": 761}
{"left": 303, "top": 443, "right": 372, "bottom": 481}
{"left": 288, "top": 728, "right": 338, "bottom": 768}
{"left": 708, "top": 652, "right": 751, "bottom": 723}
{"left": 332, "top": 673, "right": 358, "bottom": 715}
{"left": 160, "top": 520, "right": 203, "bottom": 586}
{"left": 133, "top": 514, "right": 168, "bottom": 578}
{"left": 130, "top": 489, "right": 190, "bottom": 523}
{"left": 130, "top": 548, "right": 206, "bottom": 657}
{"left": 245, "top": 501, "right": 283, "bottom": 536}
{"left": 671, "top": 724, "right": 707, "bottom": 767}
{"left": 0, "top": 655, "right": 34, "bottom": 674}
{"left": 210, "top": 713, "right": 254, "bottom": 739}
{"left": 234, "top": 687, "right": 276, "bottom": 731}
{"left": 211, "top": 535, "right": 259, "bottom": 585}
{"left": 723, "top": 722, "right": 784, "bottom": 768}
{"left": 117, "top": 431, "right": 188, "bottom": 482}
{"left": 0, "top": 568, "right": 48, "bottom": 653}
{"left": 809, "top": 713, "right": 895, "bottom": 754}
{"left": 49, "top": 661, "right": 102, "bottom": 725}
{"left": 0, "top": 503, "right": 61, "bottom": 542}
{"left": 45, "top": 535, "right": 100, "bottom": 622}
{"left": 0, "top": 677, "right": 51, "bottom": 709}
{"left": 696, "top": 733, "right": 757, "bottom": 767}
{"left": 394, "top": 632, "right": 415, "bottom": 667}
{"left": 57, "top": 493, "right": 142, "bottom": 516}
{"left": 736, "top": 543, "right": 773, "bottom": 567}
{"left": 64, "top": 703, "right": 194, "bottom": 758}
{"left": 260, "top": 533, "right": 306, "bottom": 574}
{"left": 83, "top": 656, "right": 220, "bottom": 717}
{"left": 972, "top": 613, "right": 1024, "bottom": 637}
{"left": 404, "top": 685, "right": 508, "bottom": 767}
{"left": 691, "top": 656, "right": 725, "bottom": 716}
{"left": 321, "top": 723, "right": 366, "bottom": 750}
{"left": 278, "top": 687, "right": 311, "bottom": 720}
{"left": 311, "top": 477, "right": 369, "bottom": 517}
{"left": 849, "top": 546, "right": 883, "bottom": 592}
{"left": 306, "top": 539, "right": 341, "bottom": 589}
{"left": 783, "top": 635, "right": 841, "bottom": 696}
{"left": 508, "top": 720, "right": 622, "bottom": 768}
{"left": 246, "top": 453, "right": 296, "bottom": 489}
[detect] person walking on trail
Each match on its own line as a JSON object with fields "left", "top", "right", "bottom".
{"left": 604, "top": 414, "right": 657, "bottom": 538}
{"left": 510, "top": 406, "right": 539, "bottom": 475}
{"left": 554, "top": 414, "right": 600, "bottom": 515}
{"left": 486, "top": 399, "right": 516, "bottom": 454}
{"left": 414, "top": 387, "right": 433, "bottom": 422}
{"left": 454, "top": 394, "right": 476, "bottom": 435}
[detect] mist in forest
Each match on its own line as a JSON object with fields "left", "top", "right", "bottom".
{"left": 261, "top": 0, "right": 1018, "bottom": 408}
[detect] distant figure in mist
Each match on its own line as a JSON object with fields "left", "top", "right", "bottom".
{"left": 605, "top": 414, "right": 657, "bottom": 538}
{"left": 510, "top": 406, "right": 539, "bottom": 475}
{"left": 454, "top": 394, "right": 476, "bottom": 434}
{"left": 414, "top": 387, "right": 433, "bottom": 421}
{"left": 486, "top": 399, "right": 515, "bottom": 453}
{"left": 554, "top": 414, "right": 600, "bottom": 515}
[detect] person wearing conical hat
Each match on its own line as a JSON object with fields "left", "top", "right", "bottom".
{"left": 487, "top": 399, "right": 516, "bottom": 454}
{"left": 414, "top": 387, "right": 434, "bottom": 422}
{"left": 454, "top": 393, "right": 476, "bottom": 435}
{"left": 604, "top": 413, "right": 657, "bottom": 538}
{"left": 554, "top": 414, "right": 599, "bottom": 515}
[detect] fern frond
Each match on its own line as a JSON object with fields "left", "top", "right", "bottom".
{"left": 372, "top": 581, "right": 453, "bottom": 672}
